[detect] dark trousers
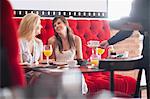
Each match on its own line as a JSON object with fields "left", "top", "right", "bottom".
{"left": 135, "top": 31, "right": 150, "bottom": 98}
{"left": 142, "top": 32, "right": 150, "bottom": 98}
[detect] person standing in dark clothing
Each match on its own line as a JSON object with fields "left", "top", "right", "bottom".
{"left": 100, "top": 0, "right": 149, "bottom": 98}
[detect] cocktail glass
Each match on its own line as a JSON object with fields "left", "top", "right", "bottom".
{"left": 43, "top": 45, "right": 53, "bottom": 65}
{"left": 96, "top": 47, "right": 105, "bottom": 59}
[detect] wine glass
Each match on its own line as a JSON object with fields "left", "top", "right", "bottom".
{"left": 96, "top": 47, "right": 105, "bottom": 59}
{"left": 43, "top": 45, "right": 53, "bottom": 65}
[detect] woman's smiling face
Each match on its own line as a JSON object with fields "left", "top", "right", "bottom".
{"left": 35, "top": 19, "right": 42, "bottom": 35}
{"left": 53, "top": 19, "right": 67, "bottom": 35}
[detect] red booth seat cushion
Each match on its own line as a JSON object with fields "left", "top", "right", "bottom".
{"left": 14, "top": 18, "right": 136, "bottom": 96}
{"left": 84, "top": 72, "right": 136, "bottom": 96}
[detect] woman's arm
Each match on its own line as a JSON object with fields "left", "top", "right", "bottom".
{"left": 48, "top": 36, "right": 56, "bottom": 59}
{"left": 35, "top": 38, "right": 44, "bottom": 62}
{"left": 39, "top": 39, "right": 44, "bottom": 61}
{"left": 75, "top": 35, "right": 83, "bottom": 59}
{"left": 18, "top": 39, "right": 23, "bottom": 63}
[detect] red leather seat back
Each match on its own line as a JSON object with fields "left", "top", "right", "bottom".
{"left": 14, "top": 19, "right": 110, "bottom": 59}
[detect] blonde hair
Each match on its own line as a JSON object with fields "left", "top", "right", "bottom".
{"left": 18, "top": 13, "right": 40, "bottom": 39}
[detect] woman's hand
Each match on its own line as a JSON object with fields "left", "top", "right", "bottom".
{"left": 75, "top": 35, "right": 83, "bottom": 59}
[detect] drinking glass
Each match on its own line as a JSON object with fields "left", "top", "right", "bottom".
{"left": 90, "top": 54, "right": 99, "bottom": 67}
{"left": 96, "top": 48, "right": 105, "bottom": 59}
{"left": 87, "top": 40, "right": 101, "bottom": 67}
{"left": 43, "top": 45, "right": 53, "bottom": 64}
{"left": 90, "top": 48, "right": 105, "bottom": 67}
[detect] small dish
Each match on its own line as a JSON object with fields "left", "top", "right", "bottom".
{"left": 57, "top": 64, "right": 69, "bottom": 69}
{"left": 39, "top": 61, "right": 47, "bottom": 64}
{"left": 87, "top": 40, "right": 100, "bottom": 48}
{"left": 71, "top": 65, "right": 80, "bottom": 68}
{"left": 19, "top": 62, "right": 31, "bottom": 66}
{"left": 67, "top": 60, "right": 77, "bottom": 67}
{"left": 53, "top": 61, "right": 68, "bottom": 66}
{"left": 39, "top": 59, "right": 54, "bottom": 64}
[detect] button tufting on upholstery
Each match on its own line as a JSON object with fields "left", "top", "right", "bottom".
{"left": 97, "top": 34, "right": 101, "bottom": 39}
{"left": 84, "top": 33, "right": 88, "bottom": 39}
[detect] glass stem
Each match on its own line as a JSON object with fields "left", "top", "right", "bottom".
{"left": 99, "top": 54, "right": 101, "bottom": 59}
{"left": 92, "top": 48, "right": 95, "bottom": 55}
{"left": 46, "top": 56, "right": 49, "bottom": 64}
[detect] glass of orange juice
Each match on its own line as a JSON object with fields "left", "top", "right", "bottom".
{"left": 91, "top": 59, "right": 99, "bottom": 66}
{"left": 43, "top": 45, "right": 53, "bottom": 64}
{"left": 90, "top": 54, "right": 99, "bottom": 67}
{"left": 96, "top": 48, "right": 105, "bottom": 59}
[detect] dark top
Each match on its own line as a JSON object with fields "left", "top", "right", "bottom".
{"left": 129, "top": 0, "right": 149, "bottom": 30}
{"left": 108, "top": 0, "right": 149, "bottom": 45}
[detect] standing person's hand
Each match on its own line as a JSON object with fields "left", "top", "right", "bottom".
{"left": 99, "top": 40, "right": 109, "bottom": 49}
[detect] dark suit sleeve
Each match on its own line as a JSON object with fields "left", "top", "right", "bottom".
{"left": 108, "top": 30, "right": 133, "bottom": 45}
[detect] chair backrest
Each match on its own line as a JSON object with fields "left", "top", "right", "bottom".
{"left": 14, "top": 18, "right": 110, "bottom": 59}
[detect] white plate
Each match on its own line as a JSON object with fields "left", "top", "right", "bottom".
{"left": 53, "top": 61, "right": 68, "bottom": 65}
{"left": 101, "top": 55, "right": 143, "bottom": 61}
{"left": 39, "top": 59, "right": 54, "bottom": 64}
{"left": 69, "top": 65, "right": 80, "bottom": 68}
{"left": 87, "top": 44, "right": 99, "bottom": 48}
{"left": 39, "top": 61, "right": 47, "bottom": 64}
{"left": 38, "top": 68, "right": 65, "bottom": 72}
{"left": 19, "top": 62, "right": 31, "bottom": 66}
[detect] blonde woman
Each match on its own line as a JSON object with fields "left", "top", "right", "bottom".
{"left": 18, "top": 13, "right": 43, "bottom": 64}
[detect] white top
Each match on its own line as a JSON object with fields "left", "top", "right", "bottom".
{"left": 19, "top": 39, "right": 43, "bottom": 63}
{"left": 55, "top": 47, "right": 76, "bottom": 62}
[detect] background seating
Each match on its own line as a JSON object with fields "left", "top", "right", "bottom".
{"left": 15, "top": 19, "right": 110, "bottom": 59}
{"left": 14, "top": 18, "right": 136, "bottom": 97}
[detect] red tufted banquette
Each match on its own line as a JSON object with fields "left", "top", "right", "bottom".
{"left": 14, "top": 19, "right": 110, "bottom": 59}
{"left": 14, "top": 18, "right": 136, "bottom": 97}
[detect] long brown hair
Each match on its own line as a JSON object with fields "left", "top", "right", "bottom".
{"left": 52, "top": 15, "right": 75, "bottom": 53}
